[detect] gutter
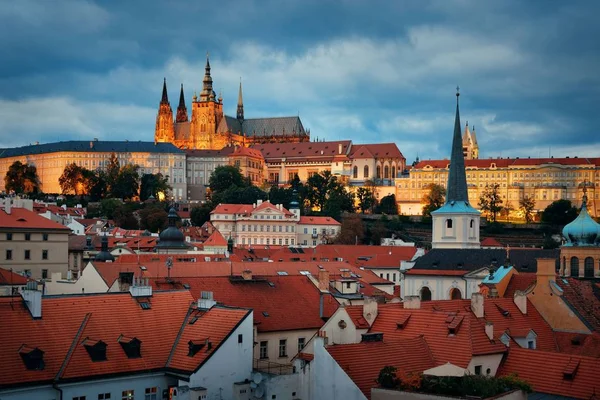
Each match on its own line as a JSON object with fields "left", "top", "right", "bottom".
{"left": 52, "top": 382, "right": 63, "bottom": 400}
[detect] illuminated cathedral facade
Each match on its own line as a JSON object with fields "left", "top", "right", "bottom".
{"left": 154, "top": 55, "right": 310, "bottom": 150}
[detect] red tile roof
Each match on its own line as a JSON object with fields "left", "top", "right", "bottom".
{"left": 503, "top": 273, "right": 536, "bottom": 298}
{"left": 298, "top": 216, "right": 341, "bottom": 226}
{"left": 327, "top": 336, "right": 434, "bottom": 399}
{"left": 498, "top": 348, "right": 600, "bottom": 398}
{"left": 413, "top": 157, "right": 594, "bottom": 170}
{"left": 251, "top": 141, "right": 352, "bottom": 162}
{"left": 0, "top": 291, "right": 249, "bottom": 388}
{"left": 348, "top": 143, "right": 405, "bottom": 160}
{"left": 0, "top": 208, "right": 70, "bottom": 230}
{"left": 554, "top": 332, "right": 600, "bottom": 358}
{"left": 555, "top": 278, "right": 600, "bottom": 331}
{"left": 0, "top": 267, "right": 28, "bottom": 285}
{"left": 210, "top": 203, "right": 255, "bottom": 215}
{"left": 345, "top": 306, "right": 371, "bottom": 329}
{"left": 150, "top": 275, "right": 337, "bottom": 332}
{"left": 480, "top": 237, "right": 503, "bottom": 247}
{"left": 203, "top": 230, "right": 228, "bottom": 247}
{"left": 404, "top": 269, "right": 467, "bottom": 276}
{"left": 230, "top": 146, "right": 264, "bottom": 159}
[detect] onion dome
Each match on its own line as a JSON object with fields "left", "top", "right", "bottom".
{"left": 289, "top": 188, "right": 300, "bottom": 210}
{"left": 562, "top": 189, "right": 600, "bottom": 246}
{"left": 94, "top": 234, "right": 115, "bottom": 262}
{"left": 156, "top": 208, "right": 188, "bottom": 250}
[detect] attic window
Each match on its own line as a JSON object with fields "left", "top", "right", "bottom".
{"left": 118, "top": 336, "right": 141, "bottom": 359}
{"left": 495, "top": 304, "right": 511, "bottom": 317}
{"left": 262, "top": 311, "right": 270, "bottom": 317}
{"left": 563, "top": 359, "right": 580, "bottom": 380}
{"left": 396, "top": 314, "right": 411, "bottom": 329}
{"left": 277, "top": 271, "right": 288, "bottom": 276}
{"left": 188, "top": 339, "right": 206, "bottom": 356}
{"left": 189, "top": 316, "right": 199, "bottom": 325}
{"left": 361, "top": 332, "right": 384, "bottom": 342}
{"left": 139, "top": 301, "right": 151, "bottom": 310}
{"left": 83, "top": 339, "right": 107, "bottom": 362}
{"left": 268, "top": 282, "right": 275, "bottom": 287}
{"left": 571, "top": 336, "right": 582, "bottom": 346}
{"left": 19, "top": 346, "right": 45, "bottom": 370}
{"left": 17, "top": 218, "right": 27, "bottom": 222}
{"left": 447, "top": 315, "right": 464, "bottom": 335}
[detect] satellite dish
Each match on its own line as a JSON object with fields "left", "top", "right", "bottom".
{"left": 252, "top": 372, "right": 263, "bottom": 384}
{"left": 254, "top": 386, "right": 265, "bottom": 398}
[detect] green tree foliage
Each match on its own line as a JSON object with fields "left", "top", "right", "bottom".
{"left": 541, "top": 199, "right": 578, "bottom": 226}
{"left": 422, "top": 183, "right": 446, "bottom": 217}
{"left": 322, "top": 189, "right": 355, "bottom": 220}
{"left": 356, "top": 187, "right": 376, "bottom": 214}
{"left": 268, "top": 185, "right": 294, "bottom": 210}
{"left": 370, "top": 218, "right": 389, "bottom": 245}
{"left": 376, "top": 194, "right": 398, "bottom": 215}
{"left": 190, "top": 204, "right": 212, "bottom": 227}
{"left": 111, "top": 164, "right": 140, "bottom": 200}
{"left": 334, "top": 214, "right": 365, "bottom": 244}
{"left": 519, "top": 195, "right": 536, "bottom": 223}
{"left": 140, "top": 173, "right": 171, "bottom": 201}
{"left": 100, "top": 198, "right": 123, "bottom": 220}
{"left": 4, "top": 161, "right": 40, "bottom": 195}
{"left": 306, "top": 171, "right": 355, "bottom": 216}
{"left": 113, "top": 204, "right": 140, "bottom": 230}
{"left": 211, "top": 185, "right": 267, "bottom": 205}
{"left": 105, "top": 152, "right": 120, "bottom": 193}
{"left": 138, "top": 205, "right": 168, "bottom": 232}
{"left": 479, "top": 183, "right": 503, "bottom": 222}
{"left": 377, "top": 366, "right": 399, "bottom": 389}
{"left": 87, "top": 171, "right": 107, "bottom": 202}
{"left": 59, "top": 163, "right": 95, "bottom": 195}
{"left": 209, "top": 165, "right": 247, "bottom": 194}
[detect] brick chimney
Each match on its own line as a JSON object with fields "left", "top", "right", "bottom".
{"left": 338, "top": 143, "right": 342, "bottom": 154}
{"left": 536, "top": 258, "right": 556, "bottom": 290}
{"left": 485, "top": 321, "right": 494, "bottom": 340}
{"left": 21, "top": 281, "right": 42, "bottom": 319}
{"left": 318, "top": 269, "right": 330, "bottom": 292}
{"left": 129, "top": 276, "right": 152, "bottom": 297}
{"left": 471, "top": 293, "right": 484, "bottom": 318}
{"left": 242, "top": 269, "right": 253, "bottom": 281}
{"left": 363, "top": 296, "right": 378, "bottom": 326}
{"left": 403, "top": 295, "right": 421, "bottom": 309}
{"left": 513, "top": 290, "right": 527, "bottom": 315}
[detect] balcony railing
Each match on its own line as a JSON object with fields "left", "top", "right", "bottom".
{"left": 253, "top": 358, "right": 294, "bottom": 375}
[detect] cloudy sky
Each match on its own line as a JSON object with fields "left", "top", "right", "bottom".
{"left": 1, "top": 0, "right": 598, "bottom": 162}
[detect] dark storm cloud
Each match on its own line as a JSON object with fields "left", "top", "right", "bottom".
{"left": 0, "top": 0, "right": 598, "bottom": 161}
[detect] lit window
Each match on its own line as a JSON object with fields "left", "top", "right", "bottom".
{"left": 122, "top": 390, "right": 134, "bottom": 400}
{"left": 144, "top": 387, "right": 158, "bottom": 400}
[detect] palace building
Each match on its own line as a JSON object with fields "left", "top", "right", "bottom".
{"left": 154, "top": 55, "right": 310, "bottom": 150}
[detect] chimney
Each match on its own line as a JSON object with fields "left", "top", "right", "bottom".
{"left": 403, "top": 295, "right": 421, "bottom": 309}
{"left": 256, "top": 199, "right": 263, "bottom": 206}
{"left": 318, "top": 269, "right": 330, "bottom": 292}
{"left": 485, "top": 321, "right": 494, "bottom": 340}
{"left": 242, "top": 269, "right": 253, "bottom": 280}
{"left": 129, "top": 276, "right": 152, "bottom": 297}
{"left": 4, "top": 198, "right": 11, "bottom": 215}
{"left": 198, "top": 291, "right": 216, "bottom": 309}
{"left": 513, "top": 291, "right": 527, "bottom": 315}
{"left": 363, "top": 296, "right": 378, "bottom": 326}
{"left": 536, "top": 258, "right": 556, "bottom": 288}
{"left": 338, "top": 143, "right": 342, "bottom": 154}
{"left": 471, "top": 293, "right": 484, "bottom": 318}
{"left": 21, "top": 281, "right": 42, "bottom": 319}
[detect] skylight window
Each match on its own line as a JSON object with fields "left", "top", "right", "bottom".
{"left": 276, "top": 271, "right": 288, "bottom": 276}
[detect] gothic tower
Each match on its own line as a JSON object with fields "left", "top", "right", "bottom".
{"left": 431, "top": 88, "right": 481, "bottom": 249}
{"left": 237, "top": 79, "right": 244, "bottom": 122}
{"left": 154, "top": 78, "right": 175, "bottom": 143}
{"left": 190, "top": 54, "right": 224, "bottom": 149}
{"left": 176, "top": 84, "right": 188, "bottom": 123}
{"left": 462, "top": 121, "right": 479, "bottom": 160}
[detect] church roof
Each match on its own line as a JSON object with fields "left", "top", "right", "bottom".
{"left": 251, "top": 140, "right": 352, "bottom": 162}
{"left": 0, "top": 141, "right": 184, "bottom": 158}
{"left": 348, "top": 143, "right": 404, "bottom": 160}
{"left": 446, "top": 92, "right": 469, "bottom": 204}
{"left": 217, "top": 115, "right": 306, "bottom": 137}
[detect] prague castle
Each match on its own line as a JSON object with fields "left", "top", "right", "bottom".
{"left": 155, "top": 55, "right": 310, "bottom": 150}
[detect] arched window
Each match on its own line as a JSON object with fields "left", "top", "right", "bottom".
{"left": 585, "top": 257, "right": 594, "bottom": 278}
{"left": 562, "top": 256, "right": 566, "bottom": 276}
{"left": 353, "top": 166, "right": 358, "bottom": 179}
{"left": 384, "top": 165, "right": 390, "bottom": 179}
{"left": 470, "top": 220, "right": 474, "bottom": 228}
{"left": 450, "top": 288, "right": 462, "bottom": 300}
{"left": 446, "top": 219, "right": 453, "bottom": 228}
{"left": 420, "top": 287, "right": 432, "bottom": 301}
{"left": 376, "top": 166, "right": 381, "bottom": 179}
{"left": 570, "top": 256, "right": 579, "bottom": 277}
{"left": 391, "top": 166, "right": 396, "bottom": 179}
{"left": 364, "top": 165, "right": 369, "bottom": 179}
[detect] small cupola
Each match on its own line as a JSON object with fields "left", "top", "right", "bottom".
{"left": 562, "top": 187, "right": 600, "bottom": 247}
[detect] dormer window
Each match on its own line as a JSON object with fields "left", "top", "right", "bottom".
{"left": 19, "top": 345, "right": 45, "bottom": 370}
{"left": 188, "top": 339, "right": 209, "bottom": 357}
{"left": 118, "top": 336, "right": 141, "bottom": 359}
{"left": 83, "top": 339, "right": 107, "bottom": 362}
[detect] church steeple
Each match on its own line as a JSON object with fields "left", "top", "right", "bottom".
{"left": 237, "top": 78, "right": 244, "bottom": 121}
{"left": 176, "top": 84, "right": 188, "bottom": 123}
{"left": 200, "top": 53, "right": 214, "bottom": 102}
{"left": 446, "top": 88, "right": 469, "bottom": 204}
{"left": 161, "top": 78, "right": 169, "bottom": 105}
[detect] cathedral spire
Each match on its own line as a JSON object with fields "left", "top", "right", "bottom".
{"left": 237, "top": 78, "right": 244, "bottom": 121}
{"left": 161, "top": 78, "right": 169, "bottom": 105}
{"left": 446, "top": 87, "right": 469, "bottom": 204}
{"left": 176, "top": 84, "right": 188, "bottom": 123}
{"left": 200, "top": 52, "right": 214, "bottom": 102}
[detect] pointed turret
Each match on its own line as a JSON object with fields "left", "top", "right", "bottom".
{"left": 237, "top": 79, "right": 244, "bottom": 121}
{"left": 200, "top": 53, "right": 214, "bottom": 102}
{"left": 446, "top": 89, "right": 469, "bottom": 204}
{"left": 176, "top": 84, "right": 188, "bottom": 123}
{"left": 161, "top": 78, "right": 169, "bottom": 105}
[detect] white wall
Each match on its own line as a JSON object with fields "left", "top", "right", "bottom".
{"left": 183, "top": 311, "right": 254, "bottom": 400}
{"left": 44, "top": 262, "right": 108, "bottom": 295}
{"left": 0, "top": 384, "right": 56, "bottom": 400}
{"left": 403, "top": 275, "right": 468, "bottom": 301}
{"left": 467, "top": 353, "right": 504, "bottom": 377}
{"left": 256, "top": 328, "right": 317, "bottom": 364}
{"left": 369, "top": 268, "right": 401, "bottom": 285}
{"left": 67, "top": 219, "right": 85, "bottom": 235}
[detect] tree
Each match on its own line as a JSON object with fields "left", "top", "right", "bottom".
{"left": 269, "top": 185, "right": 294, "bottom": 210}
{"left": 370, "top": 218, "right": 389, "bottom": 245}
{"left": 422, "top": 183, "right": 446, "bottom": 217}
{"left": 113, "top": 205, "right": 139, "bottom": 229}
{"left": 209, "top": 165, "right": 247, "bottom": 194}
{"left": 334, "top": 214, "right": 365, "bottom": 244}
{"left": 138, "top": 205, "right": 168, "bottom": 232}
{"left": 376, "top": 194, "right": 398, "bottom": 215}
{"left": 190, "top": 204, "right": 212, "bottom": 227}
{"left": 140, "top": 173, "right": 171, "bottom": 201}
{"left": 4, "top": 161, "right": 40, "bottom": 195}
{"left": 519, "top": 195, "right": 536, "bottom": 223}
{"left": 111, "top": 164, "right": 140, "bottom": 200}
{"left": 87, "top": 170, "right": 107, "bottom": 202}
{"left": 541, "top": 199, "right": 578, "bottom": 226}
{"left": 377, "top": 366, "right": 399, "bottom": 389}
{"left": 105, "top": 152, "right": 120, "bottom": 193}
{"left": 356, "top": 187, "right": 376, "bottom": 214}
{"left": 59, "top": 163, "right": 92, "bottom": 195}
{"left": 306, "top": 171, "right": 355, "bottom": 217}
{"left": 479, "top": 184, "right": 503, "bottom": 222}
{"left": 100, "top": 198, "right": 123, "bottom": 220}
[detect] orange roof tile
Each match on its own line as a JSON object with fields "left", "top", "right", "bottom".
{"left": 0, "top": 208, "right": 70, "bottom": 231}
{"left": 554, "top": 332, "right": 600, "bottom": 358}
{"left": 203, "top": 230, "right": 228, "bottom": 247}
{"left": 327, "top": 336, "right": 435, "bottom": 399}
{"left": 0, "top": 267, "right": 28, "bottom": 285}
{"left": 298, "top": 216, "right": 341, "bottom": 225}
{"left": 404, "top": 269, "right": 467, "bottom": 276}
{"left": 504, "top": 273, "right": 536, "bottom": 298}
{"left": 480, "top": 237, "right": 503, "bottom": 247}
{"left": 348, "top": 143, "right": 405, "bottom": 160}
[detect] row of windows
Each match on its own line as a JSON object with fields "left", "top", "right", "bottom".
{"left": 241, "top": 237, "right": 295, "bottom": 246}
{"left": 214, "top": 214, "right": 286, "bottom": 220}
{"left": 72, "top": 387, "right": 157, "bottom": 400}
{"left": 259, "top": 338, "right": 305, "bottom": 359}
{"left": 566, "top": 256, "right": 596, "bottom": 278}
{"left": 5, "top": 233, "right": 48, "bottom": 241}
{"left": 6, "top": 249, "right": 49, "bottom": 261}
{"left": 241, "top": 225, "right": 294, "bottom": 233}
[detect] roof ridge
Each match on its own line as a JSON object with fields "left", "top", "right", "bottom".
{"left": 55, "top": 312, "right": 91, "bottom": 381}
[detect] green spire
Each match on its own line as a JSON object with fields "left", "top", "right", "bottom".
{"left": 446, "top": 87, "right": 469, "bottom": 204}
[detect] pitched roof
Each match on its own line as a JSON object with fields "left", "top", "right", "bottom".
{"left": 413, "top": 157, "right": 594, "bottom": 170}
{"left": 348, "top": 143, "right": 404, "bottom": 160}
{"left": 327, "top": 336, "right": 435, "bottom": 399}
{"left": 480, "top": 237, "right": 503, "bottom": 247}
{"left": 217, "top": 115, "right": 307, "bottom": 137}
{"left": 555, "top": 278, "right": 600, "bottom": 331}
{"left": 0, "top": 291, "right": 248, "bottom": 388}
{"left": 0, "top": 208, "right": 70, "bottom": 231}
{"left": 203, "top": 230, "right": 228, "bottom": 247}
{"left": 230, "top": 146, "right": 264, "bottom": 159}
{"left": 0, "top": 141, "right": 183, "bottom": 158}
{"left": 251, "top": 141, "right": 352, "bottom": 162}
{"left": 298, "top": 216, "right": 341, "bottom": 226}
{"left": 554, "top": 332, "right": 600, "bottom": 358}
{"left": 498, "top": 348, "right": 600, "bottom": 399}
{"left": 504, "top": 273, "right": 536, "bottom": 298}
{"left": 0, "top": 267, "right": 28, "bottom": 285}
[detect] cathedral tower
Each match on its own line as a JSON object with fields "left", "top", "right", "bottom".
{"left": 176, "top": 84, "right": 188, "bottom": 123}
{"left": 190, "top": 54, "right": 224, "bottom": 149}
{"left": 237, "top": 79, "right": 244, "bottom": 122}
{"left": 431, "top": 88, "right": 481, "bottom": 249}
{"left": 462, "top": 122, "right": 479, "bottom": 160}
{"left": 154, "top": 78, "right": 175, "bottom": 143}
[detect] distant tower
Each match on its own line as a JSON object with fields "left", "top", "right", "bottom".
{"left": 462, "top": 121, "right": 479, "bottom": 160}
{"left": 190, "top": 53, "right": 224, "bottom": 149}
{"left": 176, "top": 84, "right": 188, "bottom": 123}
{"left": 154, "top": 78, "right": 175, "bottom": 143}
{"left": 431, "top": 88, "right": 481, "bottom": 249}
{"left": 289, "top": 188, "right": 300, "bottom": 221}
{"left": 237, "top": 79, "right": 244, "bottom": 122}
